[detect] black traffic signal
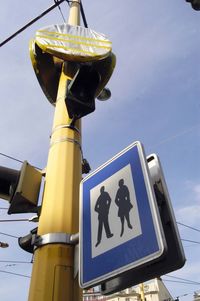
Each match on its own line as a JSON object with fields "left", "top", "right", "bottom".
{"left": 186, "top": 0, "right": 200, "bottom": 10}
{"left": 66, "top": 65, "right": 101, "bottom": 119}
{"left": 65, "top": 51, "right": 116, "bottom": 119}
{"left": 30, "top": 40, "right": 116, "bottom": 117}
{"left": 0, "top": 166, "right": 19, "bottom": 201}
{"left": 0, "top": 161, "right": 42, "bottom": 214}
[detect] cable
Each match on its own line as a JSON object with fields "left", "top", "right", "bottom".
{"left": 0, "top": 151, "right": 42, "bottom": 170}
{"left": 0, "top": 269, "right": 30, "bottom": 279}
{"left": 0, "top": 0, "right": 66, "bottom": 47}
{"left": 0, "top": 0, "right": 88, "bottom": 48}
{"left": 54, "top": 0, "right": 66, "bottom": 22}
{"left": 0, "top": 152, "right": 24, "bottom": 164}
{"left": 165, "top": 275, "right": 200, "bottom": 285}
{"left": 163, "top": 279, "right": 200, "bottom": 285}
{"left": 0, "top": 260, "right": 31, "bottom": 264}
{"left": 153, "top": 123, "right": 200, "bottom": 149}
{"left": 80, "top": 0, "right": 88, "bottom": 28}
{"left": 181, "top": 238, "right": 200, "bottom": 244}
{"left": 0, "top": 219, "right": 29, "bottom": 222}
{"left": 177, "top": 221, "right": 200, "bottom": 233}
{"left": 0, "top": 231, "right": 18, "bottom": 239}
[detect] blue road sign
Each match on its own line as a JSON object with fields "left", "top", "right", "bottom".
{"left": 79, "top": 141, "right": 166, "bottom": 288}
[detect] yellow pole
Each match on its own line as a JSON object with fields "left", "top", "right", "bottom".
{"left": 28, "top": 1, "right": 82, "bottom": 300}
{"left": 139, "top": 283, "right": 145, "bottom": 301}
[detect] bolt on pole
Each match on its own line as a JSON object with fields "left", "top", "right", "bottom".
{"left": 28, "top": 1, "right": 82, "bottom": 300}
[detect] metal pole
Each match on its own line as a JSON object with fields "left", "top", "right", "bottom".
{"left": 28, "top": 1, "right": 82, "bottom": 300}
{"left": 140, "top": 283, "right": 145, "bottom": 301}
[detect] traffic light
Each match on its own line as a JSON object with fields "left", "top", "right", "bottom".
{"left": 30, "top": 39, "right": 116, "bottom": 117}
{"left": 186, "top": 0, "right": 200, "bottom": 10}
{"left": 0, "top": 161, "right": 42, "bottom": 214}
{"left": 0, "top": 166, "right": 19, "bottom": 201}
{"left": 65, "top": 53, "right": 116, "bottom": 119}
{"left": 66, "top": 65, "right": 100, "bottom": 119}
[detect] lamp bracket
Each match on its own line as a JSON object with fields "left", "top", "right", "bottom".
{"left": 33, "top": 232, "right": 79, "bottom": 248}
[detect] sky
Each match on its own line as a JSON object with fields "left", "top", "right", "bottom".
{"left": 0, "top": 0, "right": 200, "bottom": 300}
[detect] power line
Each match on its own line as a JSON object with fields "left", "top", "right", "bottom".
{"left": 165, "top": 275, "right": 200, "bottom": 285}
{"left": 0, "top": 260, "right": 31, "bottom": 264}
{"left": 0, "top": 0, "right": 67, "bottom": 47}
{"left": 0, "top": 151, "right": 41, "bottom": 170}
{"left": 181, "top": 238, "right": 200, "bottom": 245}
{"left": 80, "top": 0, "right": 88, "bottom": 28}
{"left": 0, "top": 0, "right": 88, "bottom": 48}
{"left": 0, "top": 219, "right": 29, "bottom": 222}
{"left": 54, "top": 0, "right": 66, "bottom": 22}
{"left": 0, "top": 152, "right": 24, "bottom": 164}
{"left": 0, "top": 231, "right": 18, "bottom": 239}
{"left": 177, "top": 221, "right": 200, "bottom": 233}
{"left": 153, "top": 123, "right": 200, "bottom": 149}
{"left": 163, "top": 279, "right": 200, "bottom": 285}
{"left": 0, "top": 269, "right": 30, "bottom": 279}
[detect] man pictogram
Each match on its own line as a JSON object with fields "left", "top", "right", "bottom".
{"left": 94, "top": 186, "right": 113, "bottom": 247}
{"left": 115, "top": 178, "right": 133, "bottom": 237}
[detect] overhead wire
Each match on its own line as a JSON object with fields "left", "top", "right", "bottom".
{"left": 54, "top": 0, "right": 66, "bottom": 22}
{"left": 80, "top": 0, "right": 88, "bottom": 28}
{"left": 177, "top": 222, "right": 200, "bottom": 233}
{"left": 0, "top": 0, "right": 88, "bottom": 48}
{"left": 0, "top": 260, "right": 31, "bottom": 264}
{"left": 0, "top": 231, "right": 18, "bottom": 239}
{"left": 0, "top": 219, "right": 29, "bottom": 222}
{"left": 162, "top": 279, "right": 200, "bottom": 285}
{"left": 164, "top": 275, "right": 200, "bottom": 285}
{"left": 0, "top": 151, "right": 41, "bottom": 170}
{"left": 0, "top": 269, "right": 30, "bottom": 279}
{"left": 0, "top": 0, "right": 66, "bottom": 47}
{"left": 181, "top": 238, "right": 200, "bottom": 245}
{"left": 0, "top": 152, "right": 24, "bottom": 164}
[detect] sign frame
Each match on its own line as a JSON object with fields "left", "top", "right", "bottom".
{"left": 100, "top": 153, "right": 186, "bottom": 295}
{"left": 79, "top": 141, "right": 166, "bottom": 288}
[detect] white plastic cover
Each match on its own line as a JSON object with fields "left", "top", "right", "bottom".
{"left": 35, "top": 24, "right": 112, "bottom": 62}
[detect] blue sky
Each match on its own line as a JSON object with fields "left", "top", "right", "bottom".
{"left": 0, "top": 0, "right": 200, "bottom": 300}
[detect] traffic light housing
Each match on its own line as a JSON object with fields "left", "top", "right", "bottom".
{"left": 0, "top": 161, "right": 42, "bottom": 214}
{"left": 0, "top": 166, "right": 19, "bottom": 201}
{"left": 186, "top": 0, "right": 200, "bottom": 10}
{"left": 66, "top": 65, "right": 100, "bottom": 119}
{"left": 65, "top": 53, "right": 116, "bottom": 119}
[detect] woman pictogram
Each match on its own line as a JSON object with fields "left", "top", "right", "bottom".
{"left": 115, "top": 179, "right": 133, "bottom": 237}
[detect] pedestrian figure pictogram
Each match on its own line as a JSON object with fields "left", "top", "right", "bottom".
{"left": 95, "top": 186, "right": 113, "bottom": 247}
{"left": 115, "top": 179, "right": 133, "bottom": 237}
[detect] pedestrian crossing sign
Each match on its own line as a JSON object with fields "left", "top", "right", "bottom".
{"left": 79, "top": 141, "right": 166, "bottom": 288}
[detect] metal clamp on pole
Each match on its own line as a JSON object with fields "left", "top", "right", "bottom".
{"left": 33, "top": 232, "right": 79, "bottom": 249}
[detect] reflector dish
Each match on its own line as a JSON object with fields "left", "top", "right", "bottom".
{"left": 35, "top": 24, "right": 112, "bottom": 62}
